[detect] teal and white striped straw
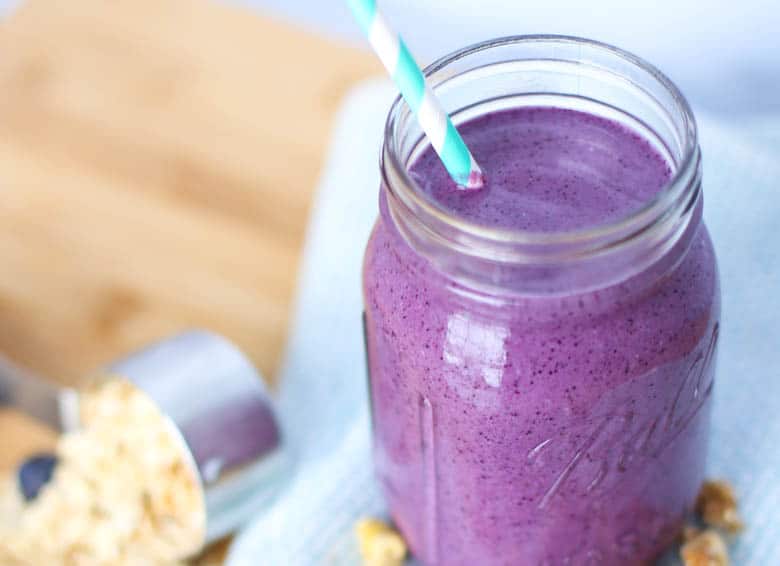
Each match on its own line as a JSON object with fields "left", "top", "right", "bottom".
{"left": 347, "top": 0, "right": 485, "bottom": 189}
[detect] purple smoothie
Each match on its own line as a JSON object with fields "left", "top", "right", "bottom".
{"left": 363, "top": 107, "right": 719, "bottom": 564}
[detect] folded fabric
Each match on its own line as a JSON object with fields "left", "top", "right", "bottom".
{"left": 227, "top": 80, "right": 780, "bottom": 566}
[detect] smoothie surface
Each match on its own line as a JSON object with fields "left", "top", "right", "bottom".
{"left": 409, "top": 106, "right": 672, "bottom": 232}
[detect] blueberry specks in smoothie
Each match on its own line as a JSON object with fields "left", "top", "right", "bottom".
{"left": 411, "top": 107, "right": 672, "bottom": 232}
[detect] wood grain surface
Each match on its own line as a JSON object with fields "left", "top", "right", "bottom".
{"left": 0, "top": 0, "right": 378, "bottom": 561}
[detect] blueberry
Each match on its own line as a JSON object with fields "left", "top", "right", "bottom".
{"left": 18, "top": 454, "right": 58, "bottom": 501}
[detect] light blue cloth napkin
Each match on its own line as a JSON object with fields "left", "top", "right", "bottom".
{"left": 227, "top": 81, "right": 780, "bottom": 566}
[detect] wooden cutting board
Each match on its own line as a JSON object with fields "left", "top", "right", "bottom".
{"left": 0, "top": 0, "right": 378, "bottom": 561}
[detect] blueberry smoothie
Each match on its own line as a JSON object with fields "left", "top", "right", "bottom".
{"left": 363, "top": 107, "right": 719, "bottom": 564}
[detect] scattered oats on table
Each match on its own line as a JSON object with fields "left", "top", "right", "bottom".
{"left": 680, "top": 529, "right": 730, "bottom": 566}
{"left": 696, "top": 479, "right": 744, "bottom": 534}
{"left": 355, "top": 517, "right": 407, "bottom": 566}
{"left": 679, "top": 479, "right": 744, "bottom": 566}
{"left": 0, "top": 378, "right": 205, "bottom": 566}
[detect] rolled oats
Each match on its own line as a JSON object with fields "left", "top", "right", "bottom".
{"left": 0, "top": 378, "right": 205, "bottom": 565}
{"left": 680, "top": 529, "right": 730, "bottom": 566}
{"left": 696, "top": 480, "right": 744, "bottom": 534}
{"left": 355, "top": 517, "right": 407, "bottom": 566}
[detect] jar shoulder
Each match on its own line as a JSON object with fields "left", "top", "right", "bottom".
{"left": 364, "top": 215, "right": 719, "bottom": 402}
{"left": 365, "top": 215, "right": 719, "bottom": 329}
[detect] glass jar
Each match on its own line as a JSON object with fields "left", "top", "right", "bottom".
{"left": 362, "top": 36, "right": 719, "bottom": 565}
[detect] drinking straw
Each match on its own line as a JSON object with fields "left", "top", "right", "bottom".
{"left": 347, "top": 0, "right": 485, "bottom": 189}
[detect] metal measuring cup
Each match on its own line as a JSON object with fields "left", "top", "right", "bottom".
{"left": 0, "top": 330, "right": 288, "bottom": 544}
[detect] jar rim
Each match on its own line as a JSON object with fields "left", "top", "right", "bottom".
{"left": 380, "top": 34, "right": 700, "bottom": 257}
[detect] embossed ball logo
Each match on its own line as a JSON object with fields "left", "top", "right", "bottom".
{"left": 529, "top": 324, "right": 719, "bottom": 510}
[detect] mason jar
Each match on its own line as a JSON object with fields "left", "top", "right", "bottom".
{"left": 362, "top": 35, "right": 719, "bottom": 565}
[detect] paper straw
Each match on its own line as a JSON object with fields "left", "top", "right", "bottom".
{"left": 347, "top": 0, "right": 485, "bottom": 189}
